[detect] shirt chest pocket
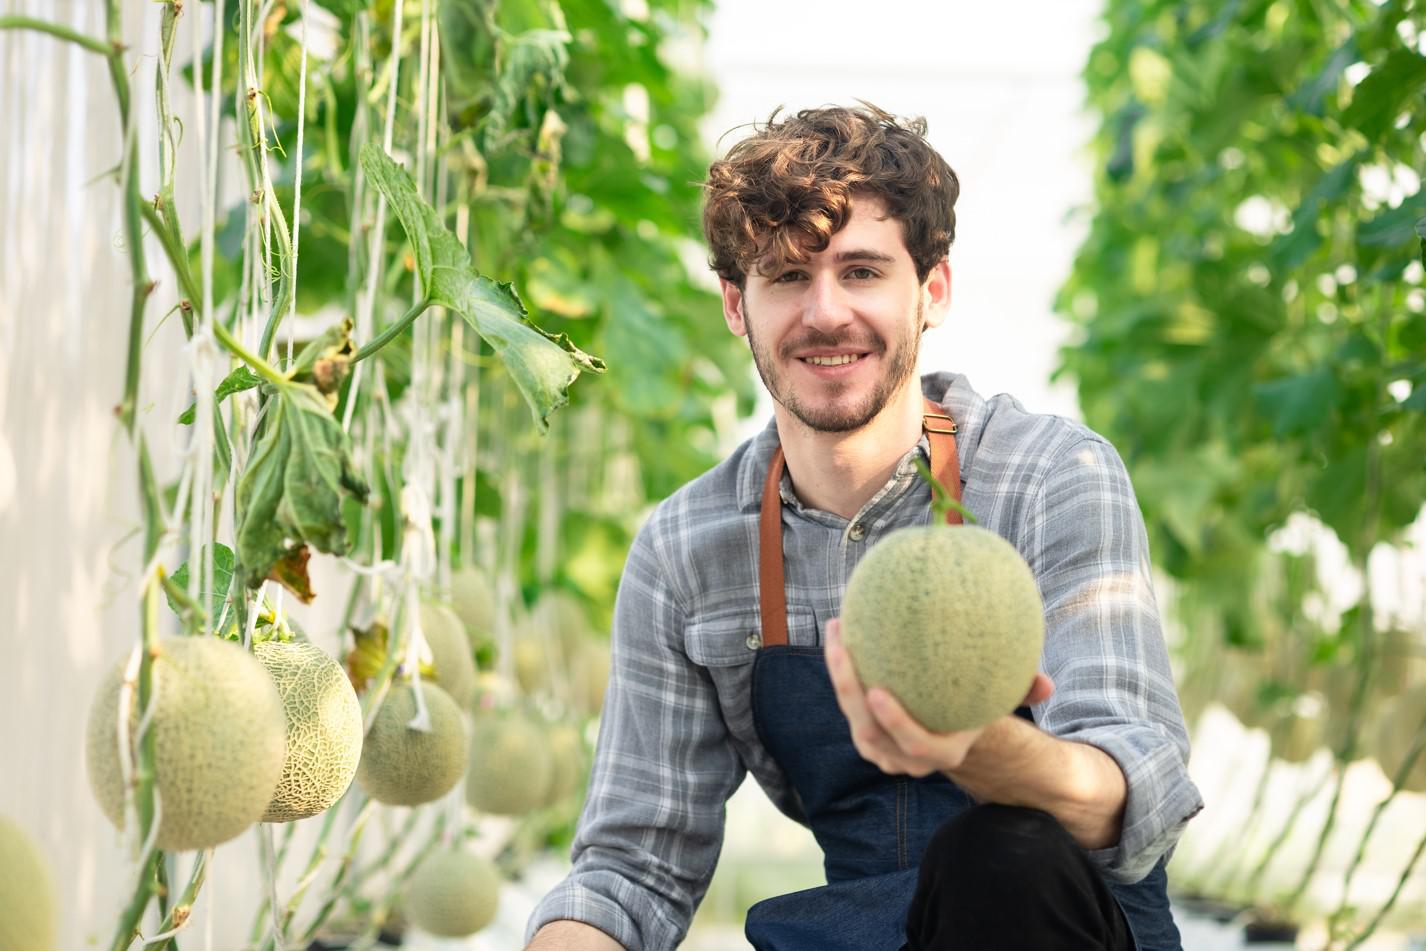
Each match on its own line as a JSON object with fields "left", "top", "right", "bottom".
{"left": 684, "top": 605, "right": 823, "bottom": 667}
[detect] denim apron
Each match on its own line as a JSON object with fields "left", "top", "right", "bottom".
{"left": 742, "top": 400, "right": 1181, "bottom": 951}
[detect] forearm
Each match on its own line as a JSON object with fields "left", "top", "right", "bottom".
{"left": 526, "top": 919, "right": 626, "bottom": 950}
{"left": 946, "top": 714, "right": 1127, "bottom": 850}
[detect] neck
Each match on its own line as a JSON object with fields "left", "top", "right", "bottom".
{"left": 774, "top": 382, "right": 925, "bottom": 520}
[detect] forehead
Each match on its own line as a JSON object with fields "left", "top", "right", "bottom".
{"left": 753, "top": 194, "right": 911, "bottom": 276}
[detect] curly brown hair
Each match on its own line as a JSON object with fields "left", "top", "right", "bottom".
{"left": 702, "top": 103, "right": 960, "bottom": 287}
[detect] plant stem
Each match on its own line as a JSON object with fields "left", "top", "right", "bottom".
{"left": 1326, "top": 711, "right": 1426, "bottom": 940}
{"left": 0, "top": 15, "right": 113, "bottom": 55}
{"left": 212, "top": 321, "right": 288, "bottom": 387}
{"left": 352, "top": 299, "right": 433, "bottom": 364}
{"left": 1342, "top": 825, "right": 1426, "bottom": 950}
{"left": 145, "top": 850, "right": 211, "bottom": 951}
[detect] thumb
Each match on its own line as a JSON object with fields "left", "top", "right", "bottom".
{"left": 1021, "top": 672, "right": 1054, "bottom": 707}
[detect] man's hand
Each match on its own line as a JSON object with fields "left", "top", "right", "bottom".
{"left": 824, "top": 617, "right": 1054, "bottom": 776}
{"left": 825, "top": 617, "right": 1126, "bottom": 850}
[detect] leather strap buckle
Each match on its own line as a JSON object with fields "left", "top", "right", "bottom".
{"left": 923, "top": 412, "right": 958, "bottom": 435}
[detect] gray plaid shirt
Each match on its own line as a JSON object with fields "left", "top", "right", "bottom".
{"left": 528, "top": 372, "right": 1203, "bottom": 949}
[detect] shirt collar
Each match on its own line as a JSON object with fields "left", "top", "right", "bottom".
{"left": 735, "top": 371, "right": 979, "bottom": 515}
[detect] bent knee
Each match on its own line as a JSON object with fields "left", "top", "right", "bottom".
{"left": 926, "top": 804, "right": 1078, "bottom": 875}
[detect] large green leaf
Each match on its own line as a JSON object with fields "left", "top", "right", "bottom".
{"left": 359, "top": 143, "right": 604, "bottom": 432}
{"left": 235, "top": 374, "right": 369, "bottom": 601}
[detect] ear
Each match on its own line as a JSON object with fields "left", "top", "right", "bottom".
{"left": 720, "top": 277, "right": 749, "bottom": 337}
{"left": 920, "top": 259, "right": 952, "bottom": 331}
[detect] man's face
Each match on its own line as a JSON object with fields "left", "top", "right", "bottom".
{"left": 720, "top": 195, "right": 950, "bottom": 433}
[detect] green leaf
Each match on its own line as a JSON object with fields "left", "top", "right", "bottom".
{"left": 1271, "top": 158, "right": 1360, "bottom": 273}
{"left": 235, "top": 380, "right": 369, "bottom": 601}
{"left": 1358, "top": 200, "right": 1426, "bottom": 248}
{"left": 178, "top": 366, "right": 262, "bottom": 424}
{"left": 1287, "top": 38, "right": 1358, "bottom": 116}
{"left": 1253, "top": 368, "right": 1341, "bottom": 438}
{"left": 359, "top": 143, "right": 605, "bottom": 432}
{"left": 1343, "top": 48, "right": 1426, "bottom": 141}
{"left": 1416, "top": 215, "right": 1426, "bottom": 269}
{"left": 167, "top": 544, "right": 237, "bottom": 633}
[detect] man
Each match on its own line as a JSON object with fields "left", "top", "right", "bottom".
{"left": 525, "top": 104, "right": 1202, "bottom": 950}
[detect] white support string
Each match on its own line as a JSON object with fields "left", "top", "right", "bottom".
{"left": 342, "top": 0, "right": 408, "bottom": 433}
{"left": 287, "top": 0, "right": 312, "bottom": 370}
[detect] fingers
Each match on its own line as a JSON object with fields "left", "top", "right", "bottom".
{"left": 825, "top": 619, "right": 902, "bottom": 773}
{"left": 1022, "top": 672, "right": 1055, "bottom": 707}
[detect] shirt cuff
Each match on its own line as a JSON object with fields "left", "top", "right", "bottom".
{"left": 1070, "top": 725, "right": 1205, "bottom": 884}
{"left": 526, "top": 870, "right": 672, "bottom": 951}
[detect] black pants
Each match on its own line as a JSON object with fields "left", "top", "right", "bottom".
{"left": 905, "top": 804, "right": 1135, "bottom": 951}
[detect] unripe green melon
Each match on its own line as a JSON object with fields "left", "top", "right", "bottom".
{"left": 512, "top": 633, "right": 551, "bottom": 696}
{"left": 569, "top": 640, "right": 611, "bottom": 716}
{"left": 466, "top": 711, "right": 553, "bottom": 815}
{"left": 419, "top": 602, "right": 477, "bottom": 708}
{"left": 840, "top": 525, "right": 1045, "bottom": 733}
{"left": 0, "top": 816, "right": 56, "bottom": 951}
{"left": 533, "top": 589, "right": 592, "bottom": 658}
{"left": 253, "top": 640, "right": 364, "bottom": 822}
{"left": 356, "top": 683, "right": 467, "bottom": 806}
{"left": 543, "top": 721, "right": 587, "bottom": 806}
{"left": 86, "top": 637, "right": 287, "bottom": 851}
{"left": 406, "top": 848, "right": 501, "bottom": 937}
{"left": 1371, "top": 684, "right": 1426, "bottom": 793}
{"left": 451, "top": 566, "right": 496, "bottom": 645}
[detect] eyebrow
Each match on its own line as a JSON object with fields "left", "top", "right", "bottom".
{"left": 832, "top": 249, "right": 897, "bottom": 265}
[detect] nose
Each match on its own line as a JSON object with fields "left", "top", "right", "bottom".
{"left": 801, "top": 272, "right": 854, "bottom": 333}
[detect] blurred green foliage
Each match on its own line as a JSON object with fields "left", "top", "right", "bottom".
{"left": 1060, "top": 0, "right": 1426, "bottom": 657}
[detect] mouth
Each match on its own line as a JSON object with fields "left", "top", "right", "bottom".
{"left": 797, "top": 352, "right": 869, "bottom": 367}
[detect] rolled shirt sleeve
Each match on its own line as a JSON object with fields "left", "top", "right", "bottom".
{"left": 1026, "top": 435, "right": 1204, "bottom": 884}
{"left": 526, "top": 512, "right": 745, "bottom": 949}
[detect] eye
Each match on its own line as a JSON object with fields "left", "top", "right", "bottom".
{"left": 771, "top": 270, "right": 807, "bottom": 284}
{"left": 847, "top": 266, "right": 879, "bottom": 280}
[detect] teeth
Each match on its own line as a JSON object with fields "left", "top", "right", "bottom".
{"left": 804, "top": 354, "right": 860, "bottom": 366}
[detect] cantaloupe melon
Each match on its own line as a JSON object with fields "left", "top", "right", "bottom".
{"left": 569, "top": 640, "right": 611, "bottom": 716}
{"left": 0, "top": 815, "right": 56, "bottom": 950}
{"left": 451, "top": 566, "right": 496, "bottom": 645}
{"left": 418, "top": 602, "right": 478, "bottom": 708}
{"left": 356, "top": 682, "right": 467, "bottom": 806}
{"left": 406, "top": 848, "right": 501, "bottom": 937}
{"left": 253, "top": 640, "right": 364, "bottom": 822}
{"left": 465, "top": 711, "right": 553, "bottom": 815}
{"left": 840, "top": 524, "right": 1044, "bottom": 733}
{"left": 86, "top": 637, "right": 287, "bottom": 850}
{"left": 543, "top": 721, "right": 587, "bottom": 806}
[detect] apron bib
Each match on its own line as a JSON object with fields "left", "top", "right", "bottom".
{"left": 742, "top": 399, "right": 1180, "bottom": 951}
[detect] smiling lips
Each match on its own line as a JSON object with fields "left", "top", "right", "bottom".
{"left": 802, "top": 353, "right": 865, "bottom": 367}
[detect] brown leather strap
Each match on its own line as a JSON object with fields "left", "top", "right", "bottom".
{"left": 757, "top": 398, "right": 962, "bottom": 648}
{"left": 758, "top": 448, "right": 791, "bottom": 648}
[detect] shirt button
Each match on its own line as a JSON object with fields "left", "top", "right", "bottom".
{"left": 745, "top": 633, "right": 762, "bottom": 650}
{"left": 849, "top": 523, "right": 866, "bottom": 541}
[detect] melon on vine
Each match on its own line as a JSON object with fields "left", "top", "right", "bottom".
{"left": 405, "top": 848, "right": 501, "bottom": 937}
{"left": 450, "top": 566, "right": 496, "bottom": 645}
{"left": 466, "top": 710, "right": 553, "bottom": 815}
{"left": 86, "top": 636, "right": 287, "bottom": 851}
{"left": 356, "top": 682, "right": 467, "bottom": 806}
{"left": 419, "top": 601, "right": 477, "bottom": 708}
{"left": 253, "top": 640, "right": 364, "bottom": 822}
{"left": 0, "top": 815, "right": 56, "bottom": 951}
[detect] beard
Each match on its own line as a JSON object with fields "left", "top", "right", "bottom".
{"left": 745, "top": 299, "right": 923, "bottom": 434}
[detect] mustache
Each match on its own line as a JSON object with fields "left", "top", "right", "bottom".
{"left": 778, "top": 330, "right": 885, "bottom": 359}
